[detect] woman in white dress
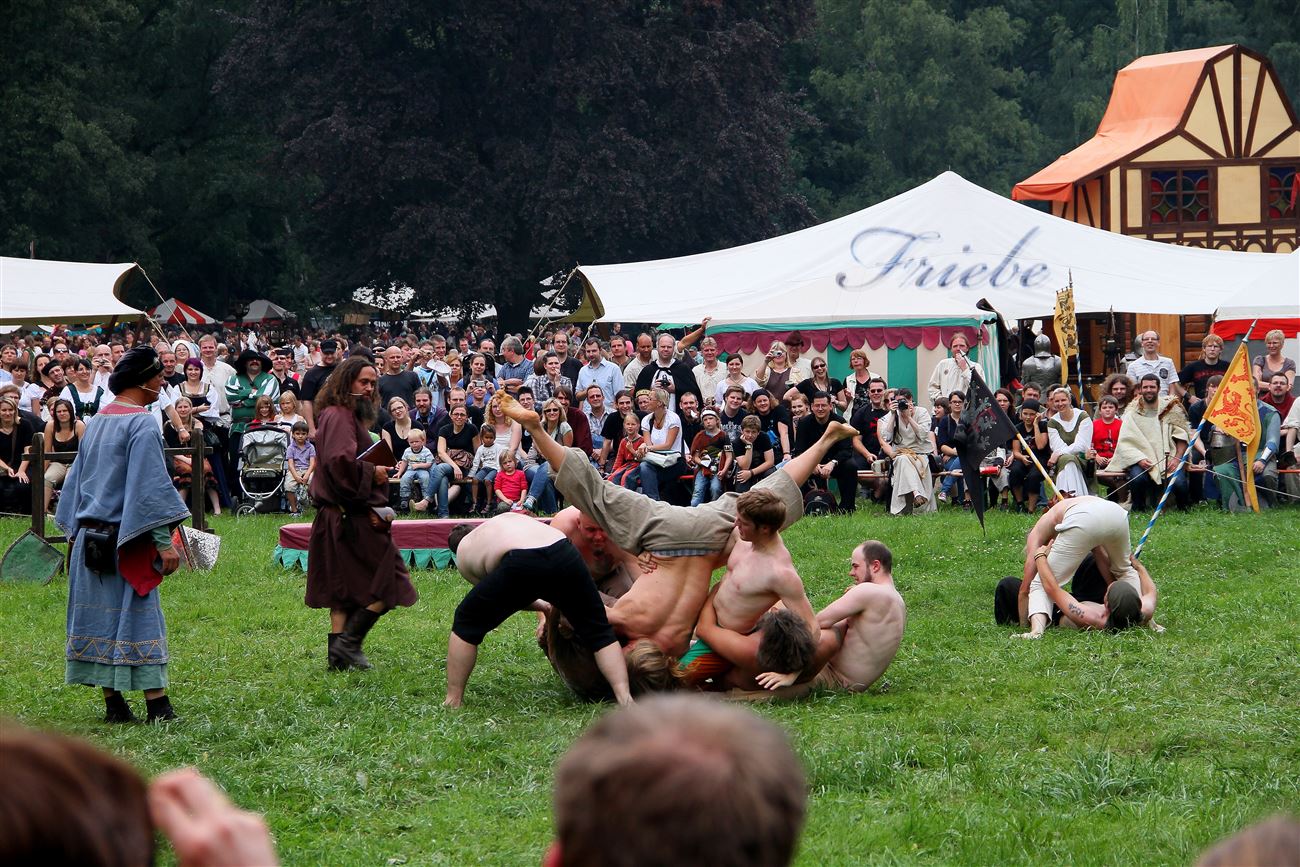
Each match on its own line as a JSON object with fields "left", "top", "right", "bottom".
{"left": 1046, "top": 386, "right": 1093, "bottom": 496}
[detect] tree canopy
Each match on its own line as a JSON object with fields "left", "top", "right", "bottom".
{"left": 2, "top": 0, "right": 1296, "bottom": 325}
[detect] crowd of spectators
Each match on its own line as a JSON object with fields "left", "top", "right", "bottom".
{"left": 0, "top": 320, "right": 1294, "bottom": 518}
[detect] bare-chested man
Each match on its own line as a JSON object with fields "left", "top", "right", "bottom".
{"left": 444, "top": 513, "right": 632, "bottom": 707}
{"left": 549, "top": 506, "right": 640, "bottom": 599}
{"left": 700, "top": 540, "right": 906, "bottom": 695}
{"left": 495, "top": 392, "right": 856, "bottom": 663}
{"left": 1014, "top": 495, "right": 1157, "bottom": 638}
{"left": 1031, "top": 541, "right": 1157, "bottom": 632}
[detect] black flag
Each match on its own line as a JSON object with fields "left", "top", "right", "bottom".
{"left": 955, "top": 369, "right": 1016, "bottom": 530}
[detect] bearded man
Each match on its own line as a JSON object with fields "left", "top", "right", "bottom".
{"left": 1110, "top": 373, "right": 1190, "bottom": 511}
{"left": 306, "top": 356, "right": 417, "bottom": 671}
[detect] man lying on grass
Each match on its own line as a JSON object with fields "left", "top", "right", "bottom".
{"left": 1028, "top": 541, "right": 1159, "bottom": 633}
{"left": 693, "top": 540, "right": 906, "bottom": 696}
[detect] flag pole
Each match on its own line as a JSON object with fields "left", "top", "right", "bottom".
{"left": 1133, "top": 317, "right": 1258, "bottom": 558}
{"left": 1014, "top": 430, "right": 1063, "bottom": 503}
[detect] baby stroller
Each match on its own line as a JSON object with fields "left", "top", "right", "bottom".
{"left": 235, "top": 425, "right": 289, "bottom": 516}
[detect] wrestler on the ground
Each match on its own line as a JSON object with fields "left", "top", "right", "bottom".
{"left": 444, "top": 514, "right": 632, "bottom": 707}
{"left": 306, "top": 357, "right": 417, "bottom": 670}
{"left": 1013, "top": 495, "right": 1152, "bottom": 639}
{"left": 1029, "top": 541, "right": 1157, "bottom": 631}
{"left": 494, "top": 391, "right": 856, "bottom": 668}
{"left": 706, "top": 540, "right": 906, "bottom": 695}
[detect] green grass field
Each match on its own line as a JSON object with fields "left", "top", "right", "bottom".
{"left": 1, "top": 505, "right": 1297, "bottom": 865}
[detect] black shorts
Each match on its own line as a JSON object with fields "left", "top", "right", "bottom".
{"left": 452, "top": 539, "right": 617, "bottom": 652}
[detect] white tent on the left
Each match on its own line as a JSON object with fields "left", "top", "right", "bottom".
{"left": 0, "top": 256, "right": 142, "bottom": 324}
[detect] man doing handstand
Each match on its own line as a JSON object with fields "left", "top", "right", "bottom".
{"left": 444, "top": 513, "right": 632, "bottom": 707}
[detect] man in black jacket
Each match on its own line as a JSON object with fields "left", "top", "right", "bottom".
{"left": 635, "top": 332, "right": 702, "bottom": 416}
{"left": 793, "top": 391, "right": 858, "bottom": 513}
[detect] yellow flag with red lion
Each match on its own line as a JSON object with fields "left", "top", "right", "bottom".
{"left": 1202, "top": 342, "right": 1261, "bottom": 511}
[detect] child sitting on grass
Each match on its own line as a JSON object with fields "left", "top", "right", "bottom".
{"left": 398, "top": 429, "right": 436, "bottom": 512}
{"left": 607, "top": 414, "right": 645, "bottom": 489}
{"left": 285, "top": 422, "right": 316, "bottom": 515}
{"left": 493, "top": 450, "right": 529, "bottom": 513}
{"left": 469, "top": 425, "right": 505, "bottom": 515}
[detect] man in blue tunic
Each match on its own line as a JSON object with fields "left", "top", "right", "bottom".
{"left": 57, "top": 346, "right": 191, "bottom": 723}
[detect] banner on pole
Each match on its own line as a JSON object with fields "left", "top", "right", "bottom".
{"left": 957, "top": 370, "right": 1017, "bottom": 530}
{"left": 1203, "top": 342, "right": 1262, "bottom": 512}
{"left": 1053, "top": 280, "right": 1078, "bottom": 385}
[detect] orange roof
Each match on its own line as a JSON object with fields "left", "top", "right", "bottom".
{"left": 1013, "top": 45, "right": 1234, "bottom": 202}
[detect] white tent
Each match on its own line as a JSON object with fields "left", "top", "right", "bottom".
{"left": 243, "top": 298, "right": 292, "bottom": 323}
{"left": 0, "top": 256, "right": 142, "bottom": 325}
{"left": 569, "top": 171, "right": 1282, "bottom": 326}
{"left": 1212, "top": 250, "right": 1300, "bottom": 340}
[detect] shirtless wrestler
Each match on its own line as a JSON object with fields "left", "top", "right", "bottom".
{"left": 495, "top": 392, "right": 856, "bottom": 668}
{"left": 549, "top": 506, "right": 640, "bottom": 599}
{"left": 1014, "top": 495, "right": 1160, "bottom": 638}
{"left": 444, "top": 513, "right": 632, "bottom": 707}
{"left": 700, "top": 540, "right": 906, "bottom": 695}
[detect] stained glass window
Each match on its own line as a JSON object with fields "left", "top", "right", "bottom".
{"left": 1148, "top": 169, "right": 1211, "bottom": 225}
{"left": 1266, "top": 166, "right": 1298, "bottom": 221}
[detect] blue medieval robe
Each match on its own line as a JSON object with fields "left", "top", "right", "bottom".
{"left": 56, "top": 403, "right": 191, "bottom": 691}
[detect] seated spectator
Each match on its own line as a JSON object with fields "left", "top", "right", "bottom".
{"left": 750, "top": 389, "right": 792, "bottom": 465}
{"left": 434, "top": 404, "right": 480, "bottom": 517}
{"left": 550, "top": 695, "right": 806, "bottom": 867}
{"left": 41, "top": 397, "right": 84, "bottom": 512}
{"left": 717, "top": 385, "right": 749, "bottom": 442}
{"left": 493, "top": 450, "right": 529, "bottom": 512}
{"left": 248, "top": 394, "right": 279, "bottom": 429}
{"left": 1008, "top": 398, "right": 1050, "bottom": 512}
{"left": 1212, "top": 398, "right": 1282, "bottom": 511}
{"left": 731, "top": 413, "right": 775, "bottom": 492}
{"left": 1282, "top": 397, "right": 1300, "bottom": 501}
{"left": 164, "top": 396, "right": 222, "bottom": 516}
{"left": 275, "top": 391, "right": 306, "bottom": 429}
{"left": 688, "top": 408, "right": 732, "bottom": 506}
{"left": 519, "top": 398, "right": 569, "bottom": 514}
{"left": 676, "top": 391, "right": 702, "bottom": 457}
{"left": 1262, "top": 371, "right": 1295, "bottom": 418}
{"left": 793, "top": 391, "right": 858, "bottom": 513}
{"left": 788, "top": 392, "right": 810, "bottom": 426}
{"left": 1090, "top": 395, "right": 1124, "bottom": 500}
{"left": 841, "top": 349, "right": 879, "bottom": 416}
{"left": 608, "top": 413, "right": 645, "bottom": 488}
{"left": 637, "top": 387, "right": 683, "bottom": 501}
{"left": 934, "top": 390, "right": 968, "bottom": 505}
{"left": 753, "top": 340, "right": 796, "bottom": 399}
{"left": 0, "top": 395, "right": 34, "bottom": 514}
{"left": 583, "top": 384, "right": 611, "bottom": 460}
{"left": 849, "top": 377, "right": 891, "bottom": 503}
{"left": 556, "top": 387, "right": 593, "bottom": 458}
{"left": 284, "top": 421, "right": 315, "bottom": 515}
{"left": 1100, "top": 372, "right": 1134, "bottom": 415}
{"left": 1110, "top": 373, "right": 1190, "bottom": 511}
{"left": 877, "top": 388, "right": 935, "bottom": 515}
{"left": 1127, "top": 330, "right": 1178, "bottom": 396}
{"left": 524, "top": 352, "right": 572, "bottom": 404}
{"left": 786, "top": 356, "right": 844, "bottom": 412}
{"left": 0, "top": 725, "right": 279, "bottom": 866}
{"left": 596, "top": 390, "right": 635, "bottom": 472}
{"left": 398, "top": 428, "right": 437, "bottom": 512}
{"left": 1046, "top": 385, "right": 1092, "bottom": 497}
{"left": 1253, "top": 328, "right": 1295, "bottom": 393}
{"left": 714, "top": 354, "right": 759, "bottom": 406}
{"left": 1189, "top": 375, "right": 1223, "bottom": 503}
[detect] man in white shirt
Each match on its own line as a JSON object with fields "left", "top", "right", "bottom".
{"left": 782, "top": 332, "right": 813, "bottom": 385}
{"left": 198, "top": 334, "right": 236, "bottom": 428}
{"left": 292, "top": 335, "right": 310, "bottom": 375}
{"left": 926, "top": 333, "right": 984, "bottom": 403}
{"left": 623, "top": 332, "right": 656, "bottom": 389}
{"left": 574, "top": 338, "right": 622, "bottom": 411}
{"left": 1126, "top": 331, "right": 1179, "bottom": 397}
{"left": 692, "top": 337, "right": 727, "bottom": 406}
{"left": 90, "top": 344, "right": 114, "bottom": 392}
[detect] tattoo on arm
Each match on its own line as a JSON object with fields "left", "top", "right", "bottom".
{"left": 1067, "top": 602, "right": 1085, "bottom": 620}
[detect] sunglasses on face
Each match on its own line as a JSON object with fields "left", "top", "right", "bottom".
{"left": 813, "top": 363, "right": 826, "bottom": 369}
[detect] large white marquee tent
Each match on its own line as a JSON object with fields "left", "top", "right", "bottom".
{"left": 0, "top": 256, "right": 143, "bottom": 325}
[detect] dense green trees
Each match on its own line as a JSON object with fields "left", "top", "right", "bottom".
{"left": 1, "top": 1, "right": 1295, "bottom": 323}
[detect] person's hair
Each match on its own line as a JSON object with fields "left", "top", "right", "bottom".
{"left": 1097, "top": 395, "right": 1118, "bottom": 409}
{"left": 740, "top": 414, "right": 761, "bottom": 432}
{"left": 809, "top": 390, "right": 831, "bottom": 405}
{"left": 933, "top": 398, "right": 950, "bottom": 415}
{"left": 407, "top": 428, "right": 426, "bottom": 441}
{"left": 552, "top": 695, "right": 807, "bottom": 867}
{"left": 1195, "top": 815, "right": 1300, "bottom": 867}
{"left": 948, "top": 390, "right": 966, "bottom": 403}
{"left": 1207, "top": 374, "right": 1224, "bottom": 388}
{"left": 1264, "top": 328, "right": 1285, "bottom": 343}
{"left": 1139, "top": 373, "right": 1160, "bottom": 386}
{"left": 387, "top": 395, "right": 409, "bottom": 414}
{"left": 500, "top": 449, "right": 516, "bottom": 466}
{"left": 994, "top": 387, "right": 1014, "bottom": 405}
{"left": 0, "top": 725, "right": 156, "bottom": 866}
{"left": 650, "top": 387, "right": 670, "bottom": 408}
{"left": 541, "top": 398, "right": 566, "bottom": 434}
{"left": 253, "top": 395, "right": 275, "bottom": 419}
{"left": 292, "top": 421, "right": 309, "bottom": 433}
{"left": 479, "top": 424, "right": 496, "bottom": 440}
{"left": 1271, "top": 371, "right": 1290, "bottom": 384}
{"left": 184, "top": 357, "right": 203, "bottom": 371}
{"left": 502, "top": 335, "right": 523, "bottom": 355}
{"left": 750, "top": 388, "right": 772, "bottom": 405}
{"left": 555, "top": 385, "right": 575, "bottom": 404}
{"left": 582, "top": 337, "right": 602, "bottom": 351}
{"left": 1104, "top": 581, "right": 1143, "bottom": 630}
{"left": 314, "top": 356, "right": 378, "bottom": 423}
{"left": 850, "top": 348, "right": 871, "bottom": 366}
{"left": 857, "top": 539, "right": 893, "bottom": 572}
{"left": 896, "top": 387, "right": 914, "bottom": 401}
{"left": 724, "top": 385, "right": 746, "bottom": 400}
{"left": 1200, "top": 333, "right": 1223, "bottom": 349}
{"left": 754, "top": 609, "right": 815, "bottom": 675}
{"left": 515, "top": 385, "right": 533, "bottom": 399}
{"left": 700, "top": 336, "right": 717, "bottom": 349}
{"left": 447, "top": 523, "right": 474, "bottom": 555}
{"left": 50, "top": 399, "right": 77, "bottom": 433}
{"left": 736, "top": 488, "right": 785, "bottom": 530}
{"left": 625, "top": 638, "right": 685, "bottom": 695}
{"left": 1047, "top": 385, "right": 1073, "bottom": 405}
{"left": 1101, "top": 373, "right": 1133, "bottom": 397}
{"left": 278, "top": 392, "right": 300, "bottom": 415}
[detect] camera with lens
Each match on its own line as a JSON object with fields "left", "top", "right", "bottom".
{"left": 896, "top": 398, "right": 910, "bottom": 412}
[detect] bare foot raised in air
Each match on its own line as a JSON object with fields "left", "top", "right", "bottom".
{"left": 824, "top": 421, "right": 859, "bottom": 443}
{"left": 494, "top": 392, "right": 539, "bottom": 428}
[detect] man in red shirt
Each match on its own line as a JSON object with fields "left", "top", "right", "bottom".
{"left": 1262, "top": 372, "right": 1295, "bottom": 419}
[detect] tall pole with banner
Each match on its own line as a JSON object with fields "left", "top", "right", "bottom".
{"left": 1053, "top": 272, "right": 1085, "bottom": 408}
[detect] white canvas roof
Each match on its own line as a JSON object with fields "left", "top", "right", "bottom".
{"left": 0, "top": 256, "right": 142, "bottom": 325}
{"left": 243, "top": 298, "right": 292, "bottom": 323}
{"left": 570, "top": 172, "right": 1283, "bottom": 326}
{"left": 1214, "top": 250, "right": 1300, "bottom": 323}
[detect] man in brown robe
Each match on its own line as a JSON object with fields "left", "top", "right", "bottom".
{"left": 307, "top": 356, "right": 418, "bottom": 670}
